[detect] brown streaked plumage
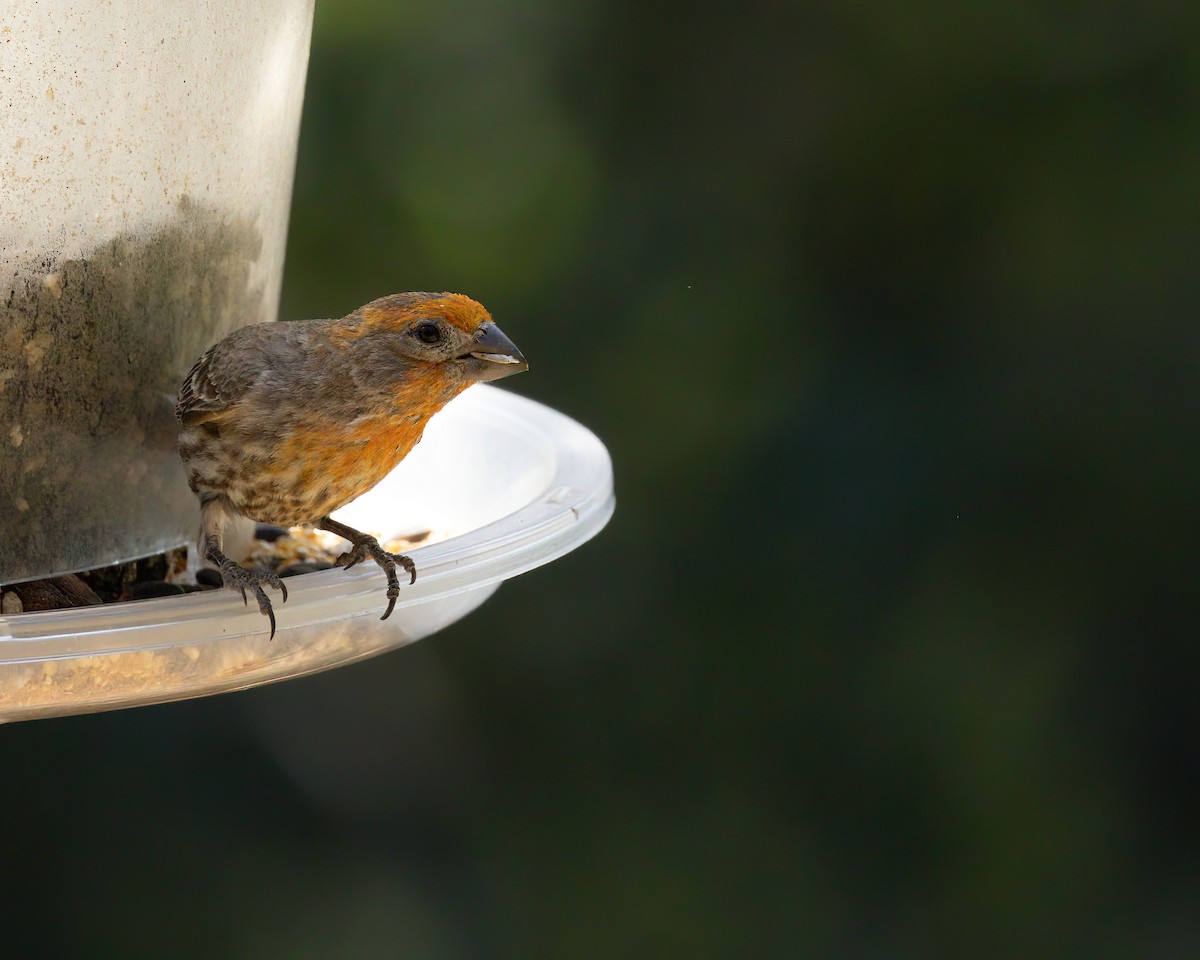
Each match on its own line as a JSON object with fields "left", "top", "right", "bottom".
{"left": 176, "top": 292, "right": 527, "bottom": 637}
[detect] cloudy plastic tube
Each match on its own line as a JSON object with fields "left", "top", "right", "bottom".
{"left": 0, "top": 0, "right": 314, "bottom": 581}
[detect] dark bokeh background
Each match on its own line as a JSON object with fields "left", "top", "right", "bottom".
{"left": 7, "top": 1, "right": 1200, "bottom": 956}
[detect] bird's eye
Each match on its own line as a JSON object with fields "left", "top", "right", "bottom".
{"left": 415, "top": 321, "right": 442, "bottom": 345}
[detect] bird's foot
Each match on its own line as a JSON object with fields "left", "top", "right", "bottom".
{"left": 216, "top": 558, "right": 288, "bottom": 640}
{"left": 334, "top": 535, "right": 416, "bottom": 621}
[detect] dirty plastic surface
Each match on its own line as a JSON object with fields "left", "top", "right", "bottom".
{"left": 0, "top": 0, "right": 315, "bottom": 581}
{"left": 0, "top": 387, "right": 614, "bottom": 722}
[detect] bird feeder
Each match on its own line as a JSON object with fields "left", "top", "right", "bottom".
{"left": 0, "top": 2, "right": 615, "bottom": 720}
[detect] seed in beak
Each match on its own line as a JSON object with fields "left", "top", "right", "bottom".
{"left": 470, "top": 352, "right": 521, "bottom": 364}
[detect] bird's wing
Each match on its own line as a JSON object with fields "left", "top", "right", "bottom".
{"left": 175, "top": 325, "right": 272, "bottom": 425}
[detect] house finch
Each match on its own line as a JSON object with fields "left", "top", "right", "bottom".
{"left": 176, "top": 292, "right": 527, "bottom": 637}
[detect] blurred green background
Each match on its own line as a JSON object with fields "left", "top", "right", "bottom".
{"left": 7, "top": 1, "right": 1200, "bottom": 956}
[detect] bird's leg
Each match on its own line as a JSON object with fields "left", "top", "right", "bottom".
{"left": 200, "top": 513, "right": 288, "bottom": 640}
{"left": 318, "top": 517, "right": 416, "bottom": 621}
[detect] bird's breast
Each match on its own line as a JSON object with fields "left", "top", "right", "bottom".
{"left": 270, "top": 411, "right": 430, "bottom": 515}
{"left": 181, "top": 408, "right": 433, "bottom": 525}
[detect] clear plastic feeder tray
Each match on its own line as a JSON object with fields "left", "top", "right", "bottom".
{"left": 0, "top": 387, "right": 614, "bottom": 722}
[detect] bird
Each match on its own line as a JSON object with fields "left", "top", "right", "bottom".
{"left": 175, "top": 292, "right": 527, "bottom": 638}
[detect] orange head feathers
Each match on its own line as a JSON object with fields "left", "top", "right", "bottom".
{"left": 355, "top": 291, "right": 492, "bottom": 335}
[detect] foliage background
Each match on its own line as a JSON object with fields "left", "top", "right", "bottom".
{"left": 6, "top": 1, "right": 1200, "bottom": 956}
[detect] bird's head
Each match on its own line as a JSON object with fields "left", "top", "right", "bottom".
{"left": 350, "top": 292, "right": 527, "bottom": 384}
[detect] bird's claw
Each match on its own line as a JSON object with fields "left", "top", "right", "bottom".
{"left": 333, "top": 535, "right": 415, "bottom": 620}
{"left": 218, "top": 561, "right": 288, "bottom": 640}
{"left": 334, "top": 543, "right": 368, "bottom": 570}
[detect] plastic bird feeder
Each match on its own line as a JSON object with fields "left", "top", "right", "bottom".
{"left": 0, "top": 4, "right": 615, "bottom": 722}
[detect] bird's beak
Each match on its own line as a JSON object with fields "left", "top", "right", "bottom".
{"left": 463, "top": 321, "right": 528, "bottom": 382}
